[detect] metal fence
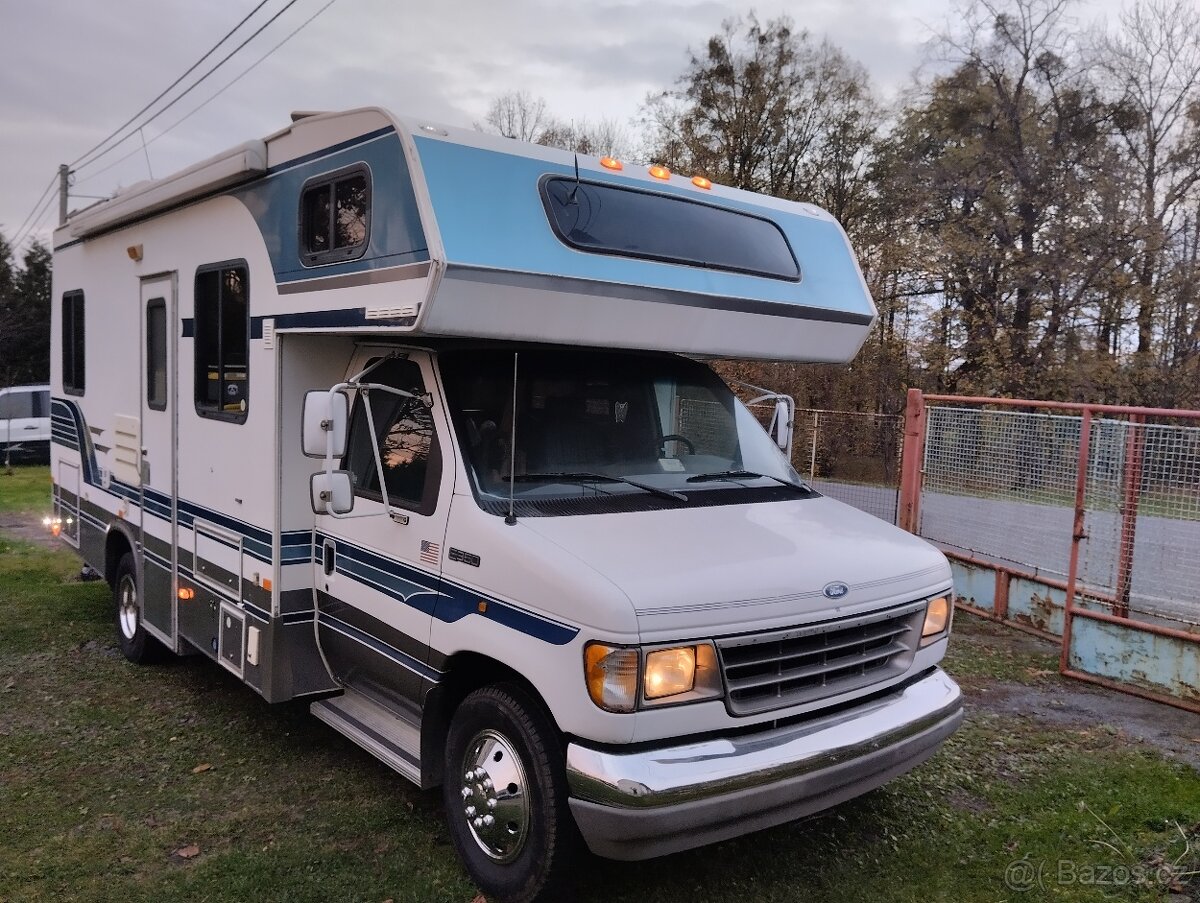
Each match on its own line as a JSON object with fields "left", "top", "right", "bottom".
{"left": 900, "top": 390, "right": 1200, "bottom": 712}
{"left": 793, "top": 409, "right": 903, "bottom": 525}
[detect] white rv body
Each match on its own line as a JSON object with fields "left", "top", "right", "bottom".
{"left": 49, "top": 108, "right": 961, "bottom": 899}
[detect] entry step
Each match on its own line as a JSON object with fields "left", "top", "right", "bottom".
{"left": 311, "top": 688, "right": 422, "bottom": 786}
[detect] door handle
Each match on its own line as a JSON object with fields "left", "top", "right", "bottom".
{"left": 23, "top": 425, "right": 37, "bottom": 429}
{"left": 322, "top": 540, "right": 336, "bottom": 576}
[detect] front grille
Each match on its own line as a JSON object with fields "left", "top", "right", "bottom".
{"left": 717, "top": 599, "right": 927, "bottom": 715}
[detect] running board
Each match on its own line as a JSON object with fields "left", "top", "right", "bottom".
{"left": 310, "top": 688, "right": 423, "bottom": 786}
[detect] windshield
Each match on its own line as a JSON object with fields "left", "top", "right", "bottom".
{"left": 439, "top": 349, "right": 813, "bottom": 516}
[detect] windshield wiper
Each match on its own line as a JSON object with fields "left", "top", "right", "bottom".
{"left": 685, "top": 470, "right": 812, "bottom": 493}
{"left": 513, "top": 471, "right": 688, "bottom": 503}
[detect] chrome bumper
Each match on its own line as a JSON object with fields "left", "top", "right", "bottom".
{"left": 566, "top": 667, "right": 963, "bottom": 860}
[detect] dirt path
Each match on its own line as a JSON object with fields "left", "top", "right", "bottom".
{"left": 0, "top": 511, "right": 63, "bottom": 550}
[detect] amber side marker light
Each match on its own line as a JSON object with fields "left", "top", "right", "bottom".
{"left": 648, "top": 164, "right": 671, "bottom": 180}
{"left": 691, "top": 175, "right": 712, "bottom": 190}
{"left": 178, "top": 587, "right": 196, "bottom": 601}
{"left": 600, "top": 157, "right": 623, "bottom": 171}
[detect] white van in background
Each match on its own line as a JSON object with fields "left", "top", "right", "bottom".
{"left": 0, "top": 384, "right": 51, "bottom": 463}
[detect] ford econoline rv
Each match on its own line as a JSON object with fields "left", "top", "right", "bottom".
{"left": 49, "top": 108, "right": 962, "bottom": 903}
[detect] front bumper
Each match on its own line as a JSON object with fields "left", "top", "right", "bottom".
{"left": 566, "top": 667, "right": 963, "bottom": 860}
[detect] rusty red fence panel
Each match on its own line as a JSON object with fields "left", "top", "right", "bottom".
{"left": 900, "top": 390, "right": 1200, "bottom": 714}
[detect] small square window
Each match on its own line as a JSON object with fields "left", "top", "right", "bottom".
{"left": 300, "top": 165, "right": 371, "bottom": 265}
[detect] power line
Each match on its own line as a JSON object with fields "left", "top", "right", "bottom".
{"left": 11, "top": 188, "right": 58, "bottom": 251}
{"left": 75, "top": 0, "right": 341, "bottom": 189}
{"left": 73, "top": 0, "right": 305, "bottom": 175}
{"left": 6, "top": 174, "right": 57, "bottom": 248}
{"left": 69, "top": 0, "right": 273, "bottom": 170}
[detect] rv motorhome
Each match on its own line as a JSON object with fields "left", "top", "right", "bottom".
{"left": 49, "top": 108, "right": 962, "bottom": 903}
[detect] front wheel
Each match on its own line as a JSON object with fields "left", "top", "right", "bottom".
{"left": 443, "top": 684, "right": 580, "bottom": 903}
{"left": 113, "top": 552, "right": 161, "bottom": 664}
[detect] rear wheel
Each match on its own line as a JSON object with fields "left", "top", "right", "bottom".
{"left": 443, "top": 684, "right": 580, "bottom": 903}
{"left": 113, "top": 552, "right": 160, "bottom": 664}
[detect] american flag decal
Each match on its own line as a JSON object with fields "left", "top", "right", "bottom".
{"left": 420, "top": 540, "right": 441, "bottom": 566}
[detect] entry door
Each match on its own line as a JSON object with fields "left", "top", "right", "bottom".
{"left": 139, "top": 274, "right": 178, "bottom": 645}
{"left": 314, "top": 349, "right": 454, "bottom": 705}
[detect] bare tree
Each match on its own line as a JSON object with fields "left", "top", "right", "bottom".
{"left": 477, "top": 90, "right": 549, "bottom": 143}
{"left": 1094, "top": 0, "right": 1200, "bottom": 371}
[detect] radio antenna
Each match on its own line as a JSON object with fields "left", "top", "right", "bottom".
{"left": 568, "top": 154, "right": 581, "bottom": 204}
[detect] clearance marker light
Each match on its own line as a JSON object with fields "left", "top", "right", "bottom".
{"left": 600, "top": 157, "right": 623, "bottom": 171}
{"left": 648, "top": 164, "right": 671, "bottom": 180}
{"left": 691, "top": 175, "right": 712, "bottom": 190}
{"left": 178, "top": 587, "right": 195, "bottom": 601}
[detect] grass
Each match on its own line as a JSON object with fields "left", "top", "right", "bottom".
{"left": 0, "top": 464, "right": 53, "bottom": 514}
{"left": 2, "top": 527, "right": 1199, "bottom": 901}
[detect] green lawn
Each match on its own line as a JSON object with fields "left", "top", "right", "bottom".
{"left": 1, "top": 522, "right": 1197, "bottom": 901}
{"left": 0, "top": 464, "right": 53, "bottom": 514}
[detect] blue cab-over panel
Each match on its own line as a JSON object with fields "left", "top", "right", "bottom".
{"left": 235, "top": 128, "right": 429, "bottom": 284}
{"left": 412, "top": 136, "right": 873, "bottom": 319}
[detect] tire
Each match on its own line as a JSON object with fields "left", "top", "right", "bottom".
{"left": 113, "top": 552, "right": 160, "bottom": 664}
{"left": 443, "top": 684, "right": 581, "bottom": 903}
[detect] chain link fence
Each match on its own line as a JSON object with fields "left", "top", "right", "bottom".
{"left": 920, "top": 404, "right": 1200, "bottom": 628}
{"left": 793, "top": 409, "right": 902, "bottom": 525}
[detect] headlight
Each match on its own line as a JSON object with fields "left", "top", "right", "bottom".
{"left": 644, "top": 647, "right": 696, "bottom": 699}
{"left": 584, "top": 641, "right": 722, "bottom": 711}
{"left": 921, "top": 595, "right": 951, "bottom": 642}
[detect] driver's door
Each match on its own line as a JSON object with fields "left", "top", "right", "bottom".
{"left": 314, "top": 349, "right": 454, "bottom": 704}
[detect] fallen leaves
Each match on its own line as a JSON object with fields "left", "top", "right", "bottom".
{"left": 172, "top": 844, "right": 200, "bottom": 860}
{"left": 191, "top": 763, "right": 212, "bottom": 774}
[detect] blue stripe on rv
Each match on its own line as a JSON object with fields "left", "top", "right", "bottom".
{"left": 316, "top": 532, "right": 579, "bottom": 646}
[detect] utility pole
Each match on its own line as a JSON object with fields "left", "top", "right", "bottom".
{"left": 58, "top": 164, "right": 70, "bottom": 226}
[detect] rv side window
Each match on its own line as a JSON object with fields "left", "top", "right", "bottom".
{"left": 299, "top": 165, "right": 371, "bottom": 266}
{"left": 194, "top": 262, "right": 249, "bottom": 422}
{"left": 146, "top": 299, "right": 168, "bottom": 411}
{"left": 343, "top": 358, "right": 440, "bottom": 516}
{"left": 62, "top": 290, "right": 86, "bottom": 396}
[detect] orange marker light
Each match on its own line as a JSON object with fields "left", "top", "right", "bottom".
{"left": 51, "top": 522, "right": 61, "bottom": 537}
{"left": 600, "top": 157, "right": 623, "bottom": 171}
{"left": 262, "top": 578, "right": 272, "bottom": 592}
{"left": 691, "top": 175, "right": 712, "bottom": 190}
{"left": 648, "top": 164, "right": 671, "bottom": 180}
{"left": 178, "top": 587, "right": 195, "bottom": 601}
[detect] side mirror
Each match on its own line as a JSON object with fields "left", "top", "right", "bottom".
{"left": 310, "top": 470, "right": 354, "bottom": 515}
{"left": 302, "top": 390, "right": 349, "bottom": 459}
{"left": 773, "top": 398, "right": 793, "bottom": 453}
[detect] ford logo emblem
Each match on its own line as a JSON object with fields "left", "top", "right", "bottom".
{"left": 823, "top": 582, "right": 850, "bottom": 599}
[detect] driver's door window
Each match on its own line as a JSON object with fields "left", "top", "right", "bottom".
{"left": 343, "top": 358, "right": 441, "bottom": 515}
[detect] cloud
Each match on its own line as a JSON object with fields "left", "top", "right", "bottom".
{"left": 0, "top": 0, "right": 1130, "bottom": 246}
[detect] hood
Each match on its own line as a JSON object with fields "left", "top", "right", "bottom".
{"left": 519, "top": 496, "right": 952, "bottom": 642}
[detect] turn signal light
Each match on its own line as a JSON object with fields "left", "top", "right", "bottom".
{"left": 648, "top": 164, "right": 671, "bottom": 180}
{"left": 584, "top": 643, "right": 639, "bottom": 712}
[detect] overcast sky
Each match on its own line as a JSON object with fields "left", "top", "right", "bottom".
{"left": 0, "top": 0, "right": 1128, "bottom": 253}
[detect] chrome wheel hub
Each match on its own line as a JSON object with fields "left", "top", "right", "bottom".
{"left": 459, "top": 729, "right": 530, "bottom": 862}
{"left": 118, "top": 574, "right": 138, "bottom": 640}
